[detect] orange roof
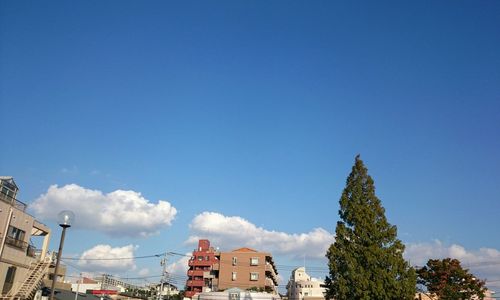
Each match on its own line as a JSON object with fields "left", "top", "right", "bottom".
{"left": 231, "top": 247, "right": 258, "bottom": 252}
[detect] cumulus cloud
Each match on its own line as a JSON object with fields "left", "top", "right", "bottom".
{"left": 138, "top": 268, "right": 150, "bottom": 277}
{"left": 31, "top": 184, "right": 177, "bottom": 237}
{"left": 166, "top": 253, "right": 191, "bottom": 279}
{"left": 77, "top": 244, "right": 137, "bottom": 273}
{"left": 187, "top": 212, "right": 335, "bottom": 259}
{"left": 404, "top": 240, "right": 500, "bottom": 291}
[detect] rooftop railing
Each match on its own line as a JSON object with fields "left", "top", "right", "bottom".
{"left": 0, "top": 191, "right": 27, "bottom": 212}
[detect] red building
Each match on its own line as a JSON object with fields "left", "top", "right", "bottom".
{"left": 185, "top": 240, "right": 219, "bottom": 298}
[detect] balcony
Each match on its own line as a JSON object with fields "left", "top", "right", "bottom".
{"left": 265, "top": 264, "right": 278, "bottom": 279}
{"left": 0, "top": 192, "right": 27, "bottom": 212}
{"left": 186, "top": 279, "right": 205, "bottom": 287}
{"left": 266, "top": 277, "right": 278, "bottom": 287}
{"left": 5, "top": 236, "right": 28, "bottom": 251}
{"left": 187, "top": 270, "right": 205, "bottom": 277}
{"left": 188, "top": 260, "right": 213, "bottom": 267}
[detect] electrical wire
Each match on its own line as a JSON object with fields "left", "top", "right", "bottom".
{"left": 62, "top": 253, "right": 166, "bottom": 261}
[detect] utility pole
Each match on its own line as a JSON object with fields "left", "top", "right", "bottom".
{"left": 74, "top": 273, "right": 82, "bottom": 300}
{"left": 166, "top": 271, "right": 170, "bottom": 300}
{"left": 159, "top": 253, "right": 168, "bottom": 300}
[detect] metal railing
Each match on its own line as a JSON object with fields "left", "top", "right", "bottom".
{"left": 0, "top": 191, "right": 27, "bottom": 212}
{"left": 5, "top": 236, "right": 29, "bottom": 251}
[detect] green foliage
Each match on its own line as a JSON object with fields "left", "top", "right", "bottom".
{"left": 417, "top": 258, "right": 487, "bottom": 300}
{"left": 325, "top": 155, "right": 416, "bottom": 300}
{"left": 247, "top": 286, "right": 264, "bottom": 292}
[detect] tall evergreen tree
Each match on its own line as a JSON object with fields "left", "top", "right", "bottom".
{"left": 325, "top": 155, "right": 416, "bottom": 300}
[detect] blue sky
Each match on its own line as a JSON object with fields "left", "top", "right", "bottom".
{"left": 1, "top": 0, "right": 500, "bottom": 292}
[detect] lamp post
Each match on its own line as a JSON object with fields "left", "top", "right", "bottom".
{"left": 50, "top": 210, "right": 74, "bottom": 300}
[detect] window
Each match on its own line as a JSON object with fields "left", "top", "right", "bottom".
{"left": 230, "top": 293, "right": 239, "bottom": 300}
{"left": 197, "top": 256, "right": 203, "bottom": 261}
{"left": 250, "top": 257, "right": 259, "bottom": 266}
{"left": 232, "top": 272, "right": 237, "bottom": 281}
{"left": 232, "top": 257, "right": 237, "bottom": 266}
{"left": 7, "top": 226, "right": 25, "bottom": 241}
{"left": 250, "top": 272, "right": 259, "bottom": 281}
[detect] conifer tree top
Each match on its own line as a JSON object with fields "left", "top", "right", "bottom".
{"left": 325, "top": 155, "right": 416, "bottom": 300}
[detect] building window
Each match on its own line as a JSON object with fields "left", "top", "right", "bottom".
{"left": 197, "top": 256, "right": 203, "bottom": 261}
{"left": 7, "top": 226, "right": 25, "bottom": 241}
{"left": 232, "top": 272, "right": 237, "bottom": 281}
{"left": 5, "top": 226, "right": 27, "bottom": 250}
{"left": 232, "top": 257, "right": 237, "bottom": 265}
{"left": 230, "top": 293, "right": 240, "bottom": 300}
{"left": 250, "top": 257, "right": 259, "bottom": 266}
{"left": 250, "top": 272, "right": 259, "bottom": 281}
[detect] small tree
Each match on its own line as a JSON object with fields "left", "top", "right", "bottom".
{"left": 325, "top": 155, "right": 416, "bottom": 300}
{"left": 417, "top": 258, "right": 487, "bottom": 299}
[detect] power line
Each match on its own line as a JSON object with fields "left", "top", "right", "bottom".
{"left": 62, "top": 253, "right": 166, "bottom": 261}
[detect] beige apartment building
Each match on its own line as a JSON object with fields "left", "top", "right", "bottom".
{"left": 216, "top": 247, "right": 279, "bottom": 293}
{"left": 286, "top": 267, "right": 325, "bottom": 300}
{"left": 0, "top": 177, "right": 51, "bottom": 299}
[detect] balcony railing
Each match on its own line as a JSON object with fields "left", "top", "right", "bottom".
{"left": 188, "top": 260, "right": 213, "bottom": 267}
{"left": 0, "top": 191, "right": 27, "bottom": 211}
{"left": 5, "top": 236, "right": 29, "bottom": 251}
{"left": 186, "top": 279, "right": 205, "bottom": 287}
{"left": 187, "top": 270, "right": 205, "bottom": 277}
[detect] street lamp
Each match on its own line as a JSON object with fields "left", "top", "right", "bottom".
{"left": 50, "top": 210, "right": 75, "bottom": 300}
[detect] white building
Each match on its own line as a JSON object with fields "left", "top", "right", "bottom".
{"left": 71, "top": 277, "right": 102, "bottom": 293}
{"left": 155, "top": 282, "right": 179, "bottom": 298}
{"left": 195, "top": 288, "right": 280, "bottom": 300}
{"left": 286, "top": 267, "right": 325, "bottom": 300}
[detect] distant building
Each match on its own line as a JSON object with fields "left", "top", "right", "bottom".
{"left": 185, "top": 240, "right": 279, "bottom": 298}
{"left": 415, "top": 290, "right": 496, "bottom": 300}
{"left": 217, "top": 247, "right": 278, "bottom": 293}
{"left": 194, "top": 287, "right": 280, "bottom": 300}
{"left": 71, "top": 277, "right": 101, "bottom": 293}
{"left": 185, "top": 240, "right": 219, "bottom": 298}
{"left": 0, "top": 176, "right": 51, "bottom": 299}
{"left": 286, "top": 267, "right": 325, "bottom": 300}
{"left": 154, "top": 282, "right": 179, "bottom": 298}
{"left": 93, "top": 274, "right": 141, "bottom": 292}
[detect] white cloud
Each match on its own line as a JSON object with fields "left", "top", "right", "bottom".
{"left": 187, "top": 212, "right": 335, "bottom": 259}
{"left": 31, "top": 184, "right": 177, "bottom": 237}
{"left": 138, "top": 268, "right": 150, "bottom": 277}
{"left": 404, "top": 240, "right": 500, "bottom": 291}
{"left": 166, "top": 254, "right": 191, "bottom": 279}
{"left": 77, "top": 244, "right": 137, "bottom": 273}
{"left": 60, "top": 166, "right": 78, "bottom": 175}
